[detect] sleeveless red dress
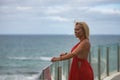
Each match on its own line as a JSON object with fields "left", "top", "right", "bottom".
{"left": 68, "top": 42, "right": 94, "bottom": 80}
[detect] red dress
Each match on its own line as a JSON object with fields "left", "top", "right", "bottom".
{"left": 68, "top": 42, "right": 94, "bottom": 80}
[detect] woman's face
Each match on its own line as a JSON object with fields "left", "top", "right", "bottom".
{"left": 74, "top": 24, "right": 84, "bottom": 38}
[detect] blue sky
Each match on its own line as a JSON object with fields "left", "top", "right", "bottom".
{"left": 0, "top": 0, "right": 120, "bottom": 35}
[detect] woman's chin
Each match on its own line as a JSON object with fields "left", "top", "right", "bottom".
{"left": 75, "top": 35, "right": 78, "bottom": 38}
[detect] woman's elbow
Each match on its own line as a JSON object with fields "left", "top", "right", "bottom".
{"left": 70, "top": 52, "right": 77, "bottom": 57}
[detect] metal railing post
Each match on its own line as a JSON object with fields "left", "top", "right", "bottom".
{"left": 106, "top": 47, "right": 109, "bottom": 76}
{"left": 98, "top": 47, "right": 101, "bottom": 80}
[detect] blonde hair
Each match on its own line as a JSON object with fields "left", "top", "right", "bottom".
{"left": 75, "top": 22, "right": 90, "bottom": 39}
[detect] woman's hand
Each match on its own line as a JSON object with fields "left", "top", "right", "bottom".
{"left": 51, "top": 57, "right": 60, "bottom": 62}
{"left": 51, "top": 52, "right": 68, "bottom": 62}
{"left": 60, "top": 53, "right": 65, "bottom": 56}
{"left": 60, "top": 52, "right": 67, "bottom": 56}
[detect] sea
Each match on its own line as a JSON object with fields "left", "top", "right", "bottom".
{"left": 0, "top": 35, "right": 120, "bottom": 80}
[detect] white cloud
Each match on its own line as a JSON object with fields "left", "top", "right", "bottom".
{"left": 44, "top": 6, "right": 71, "bottom": 14}
{"left": 44, "top": 16, "right": 70, "bottom": 22}
{"left": 88, "top": 6, "right": 120, "bottom": 15}
{"left": 0, "top": 0, "right": 120, "bottom": 34}
{"left": 0, "top": 6, "right": 33, "bottom": 13}
{"left": 16, "top": 6, "right": 32, "bottom": 11}
{"left": 0, "top": 6, "right": 16, "bottom": 14}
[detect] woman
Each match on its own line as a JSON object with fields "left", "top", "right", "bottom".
{"left": 51, "top": 22, "right": 94, "bottom": 80}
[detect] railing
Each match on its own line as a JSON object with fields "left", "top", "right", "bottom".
{"left": 39, "top": 43, "right": 120, "bottom": 80}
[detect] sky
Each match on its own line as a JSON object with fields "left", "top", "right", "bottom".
{"left": 0, "top": 0, "right": 120, "bottom": 35}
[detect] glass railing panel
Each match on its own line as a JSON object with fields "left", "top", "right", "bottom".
{"left": 50, "top": 62, "right": 59, "bottom": 80}
{"left": 108, "top": 44, "right": 118, "bottom": 74}
{"left": 39, "top": 43, "right": 120, "bottom": 80}
{"left": 100, "top": 45, "right": 107, "bottom": 79}
{"left": 59, "top": 59, "right": 71, "bottom": 80}
{"left": 91, "top": 46, "right": 99, "bottom": 80}
{"left": 116, "top": 43, "right": 120, "bottom": 72}
{"left": 39, "top": 59, "right": 71, "bottom": 80}
{"left": 39, "top": 71, "right": 44, "bottom": 80}
{"left": 39, "top": 65, "right": 52, "bottom": 80}
{"left": 118, "top": 43, "right": 120, "bottom": 72}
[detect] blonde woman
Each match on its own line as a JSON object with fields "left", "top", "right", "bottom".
{"left": 51, "top": 22, "right": 94, "bottom": 80}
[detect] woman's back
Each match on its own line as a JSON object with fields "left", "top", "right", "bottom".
{"left": 77, "top": 39, "right": 90, "bottom": 59}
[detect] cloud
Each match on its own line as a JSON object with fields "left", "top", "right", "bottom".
{"left": 0, "top": 0, "right": 119, "bottom": 7}
{"left": 41, "top": 16, "right": 70, "bottom": 22}
{"left": 60, "top": 0, "right": 120, "bottom": 7}
{"left": 0, "top": 0, "right": 120, "bottom": 34}
{"left": 0, "top": 6, "right": 33, "bottom": 16}
{"left": 44, "top": 6, "right": 71, "bottom": 14}
{"left": 16, "top": 6, "right": 32, "bottom": 11}
{"left": 89, "top": 8, "right": 120, "bottom": 15}
{"left": 87, "top": 4, "right": 120, "bottom": 15}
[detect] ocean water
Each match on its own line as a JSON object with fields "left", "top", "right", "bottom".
{"left": 0, "top": 35, "right": 120, "bottom": 80}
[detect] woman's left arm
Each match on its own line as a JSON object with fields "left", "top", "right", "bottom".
{"left": 51, "top": 41, "right": 86, "bottom": 62}
{"left": 51, "top": 52, "right": 74, "bottom": 62}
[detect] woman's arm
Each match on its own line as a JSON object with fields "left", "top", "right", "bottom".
{"left": 51, "top": 41, "right": 87, "bottom": 62}
{"left": 51, "top": 52, "right": 75, "bottom": 62}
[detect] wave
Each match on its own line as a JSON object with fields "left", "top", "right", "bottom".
{"left": 7, "top": 56, "right": 52, "bottom": 61}
{"left": 0, "top": 71, "right": 39, "bottom": 75}
{"left": 0, "top": 73, "right": 39, "bottom": 80}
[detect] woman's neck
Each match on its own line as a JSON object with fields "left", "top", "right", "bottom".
{"left": 79, "top": 36, "right": 86, "bottom": 42}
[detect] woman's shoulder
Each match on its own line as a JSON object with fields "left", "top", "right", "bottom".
{"left": 80, "top": 39, "right": 90, "bottom": 48}
{"left": 81, "top": 39, "right": 90, "bottom": 44}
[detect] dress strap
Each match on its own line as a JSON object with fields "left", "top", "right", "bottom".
{"left": 71, "top": 42, "right": 80, "bottom": 52}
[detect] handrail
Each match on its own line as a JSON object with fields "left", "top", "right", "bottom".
{"left": 39, "top": 43, "right": 120, "bottom": 80}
